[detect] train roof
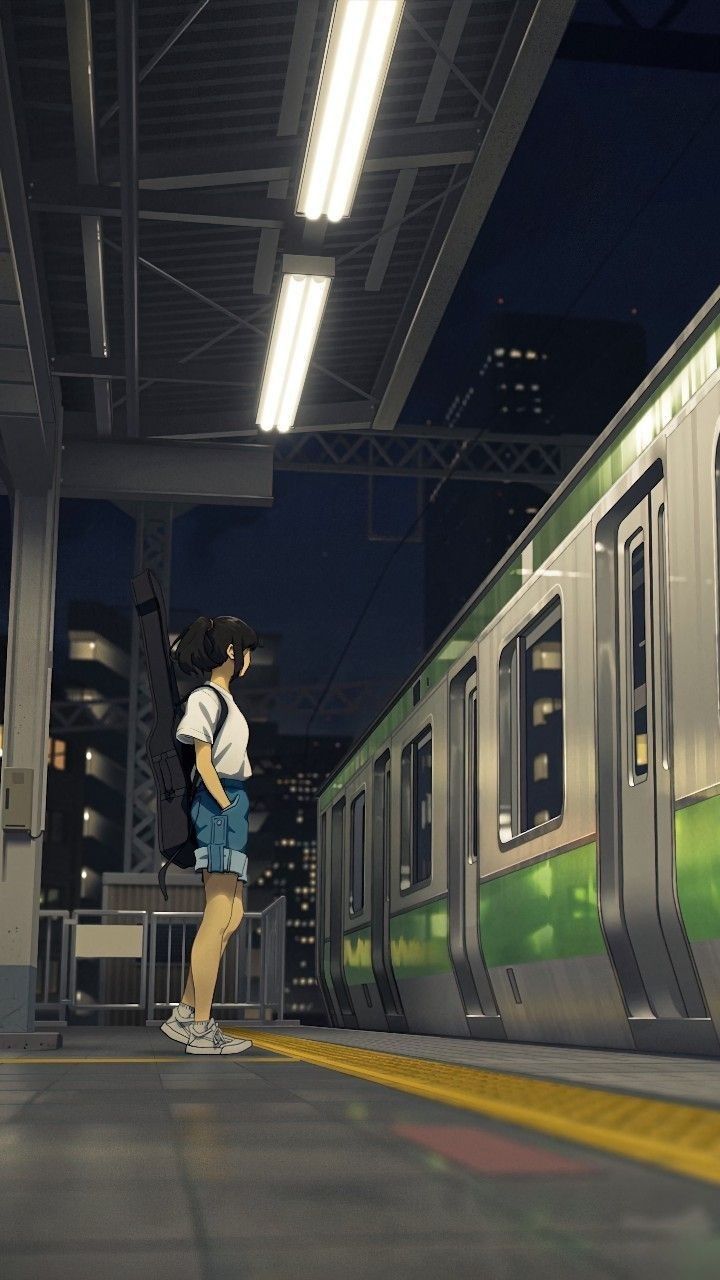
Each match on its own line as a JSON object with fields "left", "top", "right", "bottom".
{"left": 318, "top": 284, "right": 720, "bottom": 809}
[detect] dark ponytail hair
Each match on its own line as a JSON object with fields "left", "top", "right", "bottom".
{"left": 170, "top": 614, "right": 258, "bottom": 681}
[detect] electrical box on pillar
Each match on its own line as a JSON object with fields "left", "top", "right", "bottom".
{"left": 1, "top": 769, "right": 34, "bottom": 831}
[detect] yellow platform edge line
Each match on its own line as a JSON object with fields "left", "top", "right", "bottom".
{"left": 244, "top": 1033, "right": 720, "bottom": 1188}
{"left": 0, "top": 1057, "right": 185, "bottom": 1064}
{"left": 0, "top": 1055, "right": 285, "bottom": 1064}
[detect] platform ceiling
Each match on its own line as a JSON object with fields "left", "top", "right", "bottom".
{"left": 1, "top": 0, "right": 573, "bottom": 472}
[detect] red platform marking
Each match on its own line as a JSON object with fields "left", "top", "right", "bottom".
{"left": 392, "top": 1123, "right": 596, "bottom": 1176}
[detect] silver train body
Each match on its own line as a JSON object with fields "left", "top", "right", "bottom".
{"left": 316, "top": 287, "right": 720, "bottom": 1056}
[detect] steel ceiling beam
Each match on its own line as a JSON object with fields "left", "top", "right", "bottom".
{"left": 367, "top": 1, "right": 475, "bottom": 295}
{"left": 51, "top": 353, "right": 257, "bottom": 387}
{"left": 99, "top": 0, "right": 210, "bottom": 128}
{"left": 65, "top": 119, "right": 483, "bottom": 190}
{"left": 116, "top": 0, "right": 139, "bottom": 436}
{"left": 29, "top": 181, "right": 290, "bottom": 230}
{"left": 62, "top": 400, "right": 374, "bottom": 440}
{"left": 372, "top": 0, "right": 576, "bottom": 430}
{"left": 270, "top": 427, "right": 591, "bottom": 490}
{"left": 0, "top": 4, "right": 57, "bottom": 488}
{"left": 60, "top": 438, "right": 274, "bottom": 504}
{"left": 102, "top": 236, "right": 374, "bottom": 405}
{"left": 65, "top": 0, "right": 112, "bottom": 437}
{"left": 254, "top": 0, "right": 319, "bottom": 296}
{"left": 404, "top": 6, "right": 492, "bottom": 115}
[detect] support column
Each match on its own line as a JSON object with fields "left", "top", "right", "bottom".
{"left": 123, "top": 501, "right": 173, "bottom": 871}
{"left": 0, "top": 422, "right": 61, "bottom": 1034}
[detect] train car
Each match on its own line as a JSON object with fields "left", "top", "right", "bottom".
{"left": 316, "top": 286, "right": 720, "bottom": 1057}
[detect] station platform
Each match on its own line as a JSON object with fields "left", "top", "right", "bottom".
{"left": 2, "top": 1024, "right": 720, "bottom": 1280}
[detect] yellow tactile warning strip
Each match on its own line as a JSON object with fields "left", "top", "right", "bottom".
{"left": 242, "top": 1032, "right": 720, "bottom": 1187}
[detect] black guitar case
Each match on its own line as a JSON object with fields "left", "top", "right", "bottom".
{"left": 130, "top": 569, "right": 197, "bottom": 900}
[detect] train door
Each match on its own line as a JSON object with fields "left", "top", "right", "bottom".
{"left": 447, "top": 661, "right": 505, "bottom": 1038}
{"left": 371, "top": 751, "right": 407, "bottom": 1031}
{"left": 596, "top": 467, "right": 718, "bottom": 1054}
{"left": 328, "top": 798, "right": 358, "bottom": 1028}
{"left": 317, "top": 809, "right": 342, "bottom": 1026}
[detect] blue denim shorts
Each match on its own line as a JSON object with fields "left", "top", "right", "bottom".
{"left": 190, "top": 779, "right": 249, "bottom": 880}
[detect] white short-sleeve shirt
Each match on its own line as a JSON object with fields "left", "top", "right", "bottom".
{"left": 176, "top": 683, "right": 252, "bottom": 780}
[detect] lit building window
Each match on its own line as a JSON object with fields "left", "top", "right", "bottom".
{"left": 533, "top": 753, "right": 549, "bottom": 783}
{"left": 48, "top": 738, "right": 66, "bottom": 770}
{"left": 509, "top": 348, "right": 522, "bottom": 358}
{"left": 526, "top": 350, "right": 538, "bottom": 360}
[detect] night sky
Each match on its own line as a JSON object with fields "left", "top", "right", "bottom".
{"left": 1, "top": 0, "right": 719, "bottom": 739}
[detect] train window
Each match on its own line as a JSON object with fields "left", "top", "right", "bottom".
{"left": 400, "top": 727, "right": 432, "bottom": 892}
{"left": 349, "top": 791, "right": 365, "bottom": 916}
{"left": 499, "top": 599, "right": 564, "bottom": 840}
{"left": 626, "top": 533, "right": 649, "bottom": 783}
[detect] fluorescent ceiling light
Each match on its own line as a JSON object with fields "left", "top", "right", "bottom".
{"left": 257, "top": 255, "right": 334, "bottom": 434}
{"left": 297, "top": 0, "right": 405, "bottom": 222}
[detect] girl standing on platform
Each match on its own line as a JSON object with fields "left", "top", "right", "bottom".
{"left": 160, "top": 615, "right": 258, "bottom": 1056}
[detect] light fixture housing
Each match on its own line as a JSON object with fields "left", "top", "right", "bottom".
{"left": 297, "top": 0, "right": 405, "bottom": 222}
{"left": 257, "top": 255, "right": 334, "bottom": 434}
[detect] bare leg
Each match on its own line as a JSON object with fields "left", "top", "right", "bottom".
{"left": 181, "top": 880, "right": 244, "bottom": 1009}
{"left": 182, "top": 872, "right": 240, "bottom": 1022}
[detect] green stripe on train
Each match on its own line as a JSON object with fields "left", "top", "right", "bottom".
{"left": 479, "top": 842, "right": 605, "bottom": 968}
{"left": 676, "top": 793, "right": 720, "bottom": 943}
{"left": 343, "top": 926, "right": 374, "bottom": 985}
{"left": 388, "top": 898, "right": 452, "bottom": 978}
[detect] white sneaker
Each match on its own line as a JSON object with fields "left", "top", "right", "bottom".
{"left": 160, "top": 1002, "right": 196, "bottom": 1044}
{"left": 185, "top": 1018, "right": 253, "bottom": 1055}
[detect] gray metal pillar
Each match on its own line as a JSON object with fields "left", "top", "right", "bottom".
{"left": 0, "top": 423, "right": 61, "bottom": 1032}
{"left": 123, "top": 502, "right": 173, "bottom": 871}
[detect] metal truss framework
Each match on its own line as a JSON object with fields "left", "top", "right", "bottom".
{"left": 50, "top": 679, "right": 397, "bottom": 736}
{"left": 271, "top": 427, "right": 593, "bottom": 492}
{"left": 123, "top": 503, "right": 173, "bottom": 873}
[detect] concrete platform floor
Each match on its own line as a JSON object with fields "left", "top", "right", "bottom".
{"left": 1, "top": 1024, "right": 719, "bottom": 1279}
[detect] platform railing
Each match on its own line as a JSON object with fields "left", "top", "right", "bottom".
{"left": 69, "top": 909, "right": 149, "bottom": 1011}
{"left": 34, "top": 897, "right": 287, "bottom": 1024}
{"left": 146, "top": 896, "right": 286, "bottom": 1024}
{"left": 36, "top": 910, "right": 70, "bottom": 1024}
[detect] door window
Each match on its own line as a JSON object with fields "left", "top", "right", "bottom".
{"left": 626, "top": 532, "right": 648, "bottom": 783}
{"left": 400, "top": 727, "right": 432, "bottom": 892}
{"left": 349, "top": 791, "right": 365, "bottom": 916}
{"left": 466, "top": 681, "right": 478, "bottom": 863}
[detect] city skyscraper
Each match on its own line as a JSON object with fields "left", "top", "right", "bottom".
{"left": 424, "top": 312, "right": 647, "bottom": 649}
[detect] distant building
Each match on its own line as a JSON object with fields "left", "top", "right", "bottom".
{"left": 65, "top": 602, "right": 131, "bottom": 899}
{"left": 424, "top": 313, "right": 648, "bottom": 648}
{"left": 247, "top": 726, "right": 351, "bottom": 1023}
{"left": 444, "top": 312, "right": 646, "bottom": 436}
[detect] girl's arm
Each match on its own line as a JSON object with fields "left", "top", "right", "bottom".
{"left": 194, "top": 740, "right": 231, "bottom": 809}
